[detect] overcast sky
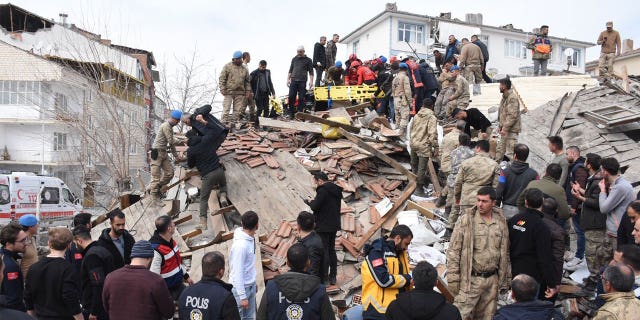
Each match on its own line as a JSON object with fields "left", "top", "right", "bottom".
{"left": 9, "top": 0, "right": 640, "bottom": 104}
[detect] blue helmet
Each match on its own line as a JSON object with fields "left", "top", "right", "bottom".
{"left": 170, "top": 110, "right": 183, "bottom": 120}
{"left": 399, "top": 62, "right": 408, "bottom": 69}
{"left": 232, "top": 51, "right": 243, "bottom": 59}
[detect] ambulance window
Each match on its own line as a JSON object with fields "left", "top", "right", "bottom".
{"left": 0, "top": 184, "right": 9, "bottom": 205}
{"left": 41, "top": 187, "right": 60, "bottom": 204}
{"left": 62, "top": 188, "right": 75, "bottom": 203}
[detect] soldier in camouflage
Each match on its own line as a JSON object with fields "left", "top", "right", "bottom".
{"left": 438, "top": 120, "right": 466, "bottom": 212}
{"left": 445, "top": 133, "right": 475, "bottom": 235}
{"left": 392, "top": 63, "right": 413, "bottom": 138}
{"left": 446, "top": 66, "right": 470, "bottom": 117}
{"left": 219, "top": 51, "right": 252, "bottom": 126}
{"left": 450, "top": 140, "right": 500, "bottom": 234}
{"left": 446, "top": 186, "right": 511, "bottom": 320}
{"left": 409, "top": 99, "right": 438, "bottom": 197}
{"left": 495, "top": 78, "right": 521, "bottom": 162}
{"left": 593, "top": 264, "right": 640, "bottom": 320}
{"left": 435, "top": 62, "right": 455, "bottom": 119}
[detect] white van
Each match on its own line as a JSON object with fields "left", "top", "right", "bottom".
{"left": 0, "top": 172, "right": 82, "bottom": 226}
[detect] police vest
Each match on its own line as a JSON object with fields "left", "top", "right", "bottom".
{"left": 179, "top": 279, "right": 232, "bottom": 320}
{"left": 266, "top": 280, "right": 325, "bottom": 320}
{"left": 152, "top": 239, "right": 184, "bottom": 288}
{"left": 533, "top": 36, "right": 551, "bottom": 54}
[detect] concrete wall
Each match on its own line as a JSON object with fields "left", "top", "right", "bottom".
{"left": 347, "top": 18, "right": 390, "bottom": 61}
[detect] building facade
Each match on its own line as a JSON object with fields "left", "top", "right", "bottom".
{"left": 341, "top": 4, "right": 595, "bottom": 76}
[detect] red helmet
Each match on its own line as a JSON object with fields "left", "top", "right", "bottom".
{"left": 350, "top": 60, "right": 361, "bottom": 68}
{"left": 349, "top": 53, "right": 358, "bottom": 61}
{"left": 389, "top": 56, "right": 398, "bottom": 64}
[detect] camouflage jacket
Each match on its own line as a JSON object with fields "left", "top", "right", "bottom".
{"left": 447, "top": 146, "right": 474, "bottom": 187}
{"left": 409, "top": 108, "right": 438, "bottom": 157}
{"left": 325, "top": 40, "right": 338, "bottom": 68}
{"left": 454, "top": 153, "right": 500, "bottom": 206}
{"left": 439, "top": 130, "right": 460, "bottom": 173}
{"left": 219, "top": 62, "right": 251, "bottom": 95}
{"left": 438, "top": 70, "right": 455, "bottom": 88}
{"left": 498, "top": 89, "right": 521, "bottom": 133}
{"left": 392, "top": 71, "right": 412, "bottom": 104}
{"left": 593, "top": 291, "right": 640, "bottom": 320}
{"left": 446, "top": 206, "right": 511, "bottom": 294}
{"left": 449, "top": 75, "right": 470, "bottom": 102}
{"left": 152, "top": 121, "right": 179, "bottom": 156}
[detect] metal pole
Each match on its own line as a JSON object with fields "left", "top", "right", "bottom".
{"left": 41, "top": 121, "right": 45, "bottom": 175}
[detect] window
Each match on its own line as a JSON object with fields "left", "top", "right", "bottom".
{"left": 504, "top": 39, "right": 527, "bottom": 59}
{"left": 53, "top": 132, "right": 67, "bottom": 151}
{"left": 130, "top": 110, "right": 138, "bottom": 126}
{"left": 0, "top": 184, "right": 9, "bottom": 205}
{"left": 40, "top": 187, "right": 60, "bottom": 204}
{"left": 0, "top": 81, "right": 41, "bottom": 105}
{"left": 129, "top": 142, "right": 137, "bottom": 155}
{"left": 62, "top": 188, "right": 75, "bottom": 204}
{"left": 398, "top": 22, "right": 424, "bottom": 44}
{"left": 562, "top": 47, "right": 581, "bottom": 67}
{"left": 55, "top": 93, "right": 68, "bottom": 112}
{"left": 352, "top": 40, "right": 359, "bottom": 55}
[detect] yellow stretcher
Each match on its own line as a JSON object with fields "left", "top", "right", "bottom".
{"left": 313, "top": 85, "right": 384, "bottom": 101}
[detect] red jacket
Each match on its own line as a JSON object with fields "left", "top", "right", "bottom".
{"left": 357, "top": 66, "right": 376, "bottom": 85}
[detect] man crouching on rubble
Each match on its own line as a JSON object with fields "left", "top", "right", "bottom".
{"left": 361, "top": 224, "right": 413, "bottom": 320}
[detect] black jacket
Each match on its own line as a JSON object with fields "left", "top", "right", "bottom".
{"left": 497, "top": 161, "right": 539, "bottom": 206}
{"left": 97, "top": 228, "right": 135, "bottom": 269}
{"left": 178, "top": 277, "right": 240, "bottom": 320}
{"left": 80, "top": 241, "right": 115, "bottom": 317}
{"left": 250, "top": 69, "right": 276, "bottom": 98}
{"left": 617, "top": 213, "right": 635, "bottom": 248}
{"left": 257, "top": 271, "right": 334, "bottom": 320}
{"left": 472, "top": 40, "right": 490, "bottom": 63}
{"left": 580, "top": 170, "right": 606, "bottom": 231}
{"left": 493, "top": 300, "right": 564, "bottom": 320}
{"left": 464, "top": 108, "right": 492, "bottom": 135}
{"left": 0, "top": 296, "right": 32, "bottom": 320}
{"left": 298, "top": 231, "right": 325, "bottom": 280}
{"left": 508, "top": 209, "right": 558, "bottom": 287}
{"left": 187, "top": 127, "right": 222, "bottom": 177}
{"left": 312, "top": 42, "right": 327, "bottom": 68}
{"left": 385, "top": 289, "right": 461, "bottom": 320}
{"left": 542, "top": 214, "right": 566, "bottom": 287}
{"left": 288, "top": 55, "right": 313, "bottom": 82}
{"left": 419, "top": 62, "right": 439, "bottom": 91}
{"left": 24, "top": 257, "right": 82, "bottom": 318}
{"left": 0, "top": 248, "right": 25, "bottom": 311}
{"left": 308, "top": 182, "right": 343, "bottom": 233}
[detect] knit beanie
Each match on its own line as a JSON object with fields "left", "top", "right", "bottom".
{"left": 130, "top": 240, "right": 154, "bottom": 259}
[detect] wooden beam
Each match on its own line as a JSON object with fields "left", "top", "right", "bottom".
{"left": 181, "top": 228, "right": 202, "bottom": 240}
{"left": 212, "top": 205, "right": 236, "bottom": 217}
{"left": 160, "top": 170, "right": 198, "bottom": 193}
{"left": 173, "top": 214, "right": 193, "bottom": 226}
{"left": 295, "top": 113, "right": 360, "bottom": 133}
{"left": 258, "top": 117, "right": 322, "bottom": 133}
{"left": 345, "top": 102, "right": 372, "bottom": 113}
{"left": 437, "top": 275, "right": 455, "bottom": 303}
{"left": 427, "top": 160, "right": 442, "bottom": 196}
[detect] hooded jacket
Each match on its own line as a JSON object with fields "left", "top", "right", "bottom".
{"left": 409, "top": 108, "right": 438, "bottom": 158}
{"left": 257, "top": 272, "right": 334, "bottom": 320}
{"left": 309, "top": 182, "right": 343, "bottom": 233}
{"left": 493, "top": 300, "right": 564, "bottom": 320}
{"left": 496, "top": 161, "right": 539, "bottom": 206}
{"left": 580, "top": 170, "right": 605, "bottom": 230}
{"left": 385, "top": 289, "right": 462, "bottom": 320}
{"left": 187, "top": 127, "right": 222, "bottom": 177}
{"left": 97, "top": 228, "right": 135, "bottom": 269}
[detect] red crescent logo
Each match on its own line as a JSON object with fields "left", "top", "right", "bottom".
{"left": 17, "top": 189, "right": 23, "bottom": 200}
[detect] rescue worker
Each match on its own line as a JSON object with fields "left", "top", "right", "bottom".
{"left": 451, "top": 107, "right": 492, "bottom": 140}
{"left": 495, "top": 77, "right": 521, "bottom": 162}
{"left": 361, "top": 225, "right": 413, "bottom": 320}
{"left": 287, "top": 46, "right": 314, "bottom": 115}
{"left": 325, "top": 34, "right": 339, "bottom": 75}
{"left": 178, "top": 252, "right": 240, "bottom": 320}
{"left": 435, "top": 62, "right": 455, "bottom": 119}
{"left": 392, "top": 62, "right": 412, "bottom": 139}
{"left": 452, "top": 140, "right": 500, "bottom": 233}
{"left": 527, "top": 25, "right": 552, "bottom": 76}
{"left": 446, "top": 187, "right": 511, "bottom": 320}
{"left": 257, "top": 244, "right": 335, "bottom": 320}
{"left": 597, "top": 21, "right": 622, "bottom": 80}
{"left": 219, "top": 51, "right": 251, "bottom": 126}
{"left": 445, "top": 133, "right": 475, "bottom": 237}
{"left": 240, "top": 52, "right": 256, "bottom": 123}
{"left": 0, "top": 223, "right": 28, "bottom": 311}
{"left": 149, "top": 215, "right": 193, "bottom": 301}
{"left": 446, "top": 66, "right": 470, "bottom": 115}
{"left": 326, "top": 61, "right": 344, "bottom": 85}
{"left": 356, "top": 61, "right": 377, "bottom": 85}
{"left": 409, "top": 98, "right": 438, "bottom": 197}
{"left": 458, "top": 38, "right": 484, "bottom": 88}
{"left": 18, "top": 214, "right": 48, "bottom": 281}
{"left": 438, "top": 120, "right": 465, "bottom": 214}
{"left": 149, "top": 109, "right": 184, "bottom": 200}
{"left": 0, "top": 257, "right": 33, "bottom": 319}
{"left": 313, "top": 36, "right": 327, "bottom": 88}
{"left": 296, "top": 211, "right": 324, "bottom": 281}
{"left": 250, "top": 60, "right": 276, "bottom": 124}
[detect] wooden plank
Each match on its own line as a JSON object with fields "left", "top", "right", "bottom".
{"left": 295, "top": 112, "right": 360, "bottom": 133}
{"left": 258, "top": 117, "right": 322, "bottom": 134}
{"left": 173, "top": 214, "right": 193, "bottom": 226}
{"left": 182, "top": 228, "right": 203, "bottom": 240}
{"left": 427, "top": 160, "right": 442, "bottom": 196}
{"left": 405, "top": 200, "right": 435, "bottom": 219}
{"left": 437, "top": 276, "right": 455, "bottom": 303}
{"left": 328, "top": 106, "right": 353, "bottom": 119}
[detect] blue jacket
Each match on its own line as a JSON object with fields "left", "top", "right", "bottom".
{"left": 0, "top": 248, "right": 25, "bottom": 311}
{"left": 178, "top": 277, "right": 239, "bottom": 320}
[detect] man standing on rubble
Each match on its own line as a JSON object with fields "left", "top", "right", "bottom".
{"left": 313, "top": 36, "right": 327, "bottom": 88}
{"left": 446, "top": 66, "right": 470, "bottom": 114}
{"left": 250, "top": 60, "right": 276, "bottom": 124}
{"left": 447, "top": 187, "right": 511, "bottom": 319}
{"left": 287, "top": 46, "right": 314, "bottom": 116}
{"left": 471, "top": 35, "right": 491, "bottom": 83}
{"left": 527, "top": 25, "right": 552, "bottom": 76}
{"left": 597, "top": 22, "right": 621, "bottom": 81}
{"left": 445, "top": 133, "right": 475, "bottom": 237}
{"left": 325, "top": 34, "right": 339, "bottom": 76}
{"left": 438, "top": 120, "right": 465, "bottom": 213}
{"left": 410, "top": 98, "right": 439, "bottom": 197}
{"left": 229, "top": 211, "right": 260, "bottom": 320}
{"left": 149, "top": 109, "right": 184, "bottom": 201}
{"left": 306, "top": 172, "right": 342, "bottom": 285}
{"left": 296, "top": 211, "right": 324, "bottom": 281}
{"left": 548, "top": 136, "right": 569, "bottom": 186}
{"left": 458, "top": 38, "right": 484, "bottom": 88}
{"left": 452, "top": 140, "right": 500, "bottom": 231}
{"left": 495, "top": 77, "right": 521, "bottom": 162}
{"left": 392, "top": 62, "right": 412, "bottom": 139}
{"left": 220, "top": 51, "right": 252, "bottom": 127}
{"left": 361, "top": 225, "right": 413, "bottom": 320}
{"left": 496, "top": 144, "right": 539, "bottom": 219}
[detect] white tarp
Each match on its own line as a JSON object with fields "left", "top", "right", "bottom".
{"left": 437, "top": 21, "right": 481, "bottom": 45}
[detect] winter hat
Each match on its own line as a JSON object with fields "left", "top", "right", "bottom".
{"left": 170, "top": 110, "right": 183, "bottom": 120}
{"left": 297, "top": 45, "right": 305, "bottom": 51}
{"left": 450, "top": 65, "right": 461, "bottom": 71}
{"left": 19, "top": 214, "right": 38, "bottom": 227}
{"left": 335, "top": 61, "right": 342, "bottom": 68}
{"left": 130, "top": 240, "right": 155, "bottom": 259}
{"left": 379, "top": 56, "right": 387, "bottom": 63}
{"left": 232, "top": 51, "right": 243, "bottom": 59}
{"left": 399, "top": 62, "right": 408, "bottom": 69}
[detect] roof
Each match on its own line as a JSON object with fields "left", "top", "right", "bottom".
{"left": 519, "top": 83, "right": 640, "bottom": 190}
{"left": 111, "top": 44, "right": 156, "bottom": 66}
{"left": 341, "top": 8, "right": 595, "bottom": 47}
{"left": 586, "top": 48, "right": 640, "bottom": 69}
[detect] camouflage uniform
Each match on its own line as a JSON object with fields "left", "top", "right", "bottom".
{"left": 446, "top": 75, "right": 470, "bottom": 117}
{"left": 450, "top": 153, "right": 500, "bottom": 230}
{"left": 446, "top": 146, "right": 475, "bottom": 228}
{"left": 446, "top": 206, "right": 511, "bottom": 320}
{"left": 593, "top": 291, "right": 640, "bottom": 320}
{"left": 440, "top": 130, "right": 461, "bottom": 206}
{"left": 392, "top": 70, "right": 412, "bottom": 137}
{"left": 409, "top": 108, "right": 438, "bottom": 189}
{"left": 149, "top": 121, "right": 180, "bottom": 195}
{"left": 459, "top": 43, "right": 484, "bottom": 85}
{"left": 495, "top": 89, "right": 521, "bottom": 161}
{"left": 435, "top": 71, "right": 455, "bottom": 118}
{"left": 219, "top": 62, "right": 251, "bottom": 124}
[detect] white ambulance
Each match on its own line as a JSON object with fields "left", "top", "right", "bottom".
{"left": 0, "top": 172, "right": 82, "bottom": 226}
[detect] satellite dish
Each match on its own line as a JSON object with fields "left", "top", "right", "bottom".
{"left": 564, "top": 48, "right": 575, "bottom": 57}
{"left": 427, "top": 38, "right": 435, "bottom": 46}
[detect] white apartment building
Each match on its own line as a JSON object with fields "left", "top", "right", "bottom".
{"left": 341, "top": 4, "right": 595, "bottom": 76}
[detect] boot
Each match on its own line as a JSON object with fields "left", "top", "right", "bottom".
{"left": 414, "top": 184, "right": 427, "bottom": 197}
{"left": 219, "top": 192, "right": 229, "bottom": 208}
{"left": 442, "top": 228, "right": 453, "bottom": 240}
{"left": 198, "top": 216, "right": 207, "bottom": 230}
{"left": 443, "top": 206, "right": 452, "bottom": 220}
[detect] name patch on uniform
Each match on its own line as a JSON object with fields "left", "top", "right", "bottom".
{"left": 74, "top": 253, "right": 83, "bottom": 260}
{"left": 371, "top": 258, "right": 384, "bottom": 267}
{"left": 6, "top": 272, "right": 19, "bottom": 280}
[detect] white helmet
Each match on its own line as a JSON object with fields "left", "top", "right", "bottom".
{"left": 397, "top": 53, "right": 407, "bottom": 61}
